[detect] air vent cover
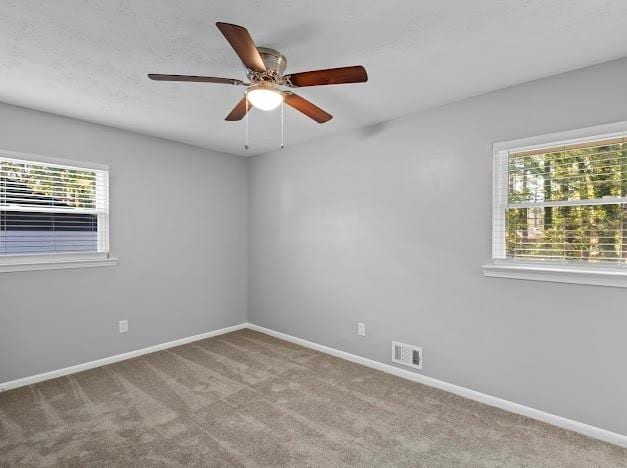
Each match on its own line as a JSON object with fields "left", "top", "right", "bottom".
{"left": 392, "top": 341, "right": 422, "bottom": 370}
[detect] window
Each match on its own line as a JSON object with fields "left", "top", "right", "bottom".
{"left": 484, "top": 122, "right": 627, "bottom": 287}
{"left": 0, "top": 151, "right": 116, "bottom": 272}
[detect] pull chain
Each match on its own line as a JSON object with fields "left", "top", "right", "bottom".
{"left": 244, "top": 96, "right": 249, "bottom": 151}
{"left": 242, "top": 94, "right": 286, "bottom": 150}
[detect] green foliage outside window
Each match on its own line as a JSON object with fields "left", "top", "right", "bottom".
{"left": 0, "top": 161, "right": 96, "bottom": 209}
{"left": 506, "top": 139, "right": 627, "bottom": 263}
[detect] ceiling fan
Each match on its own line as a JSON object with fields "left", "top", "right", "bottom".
{"left": 148, "top": 22, "right": 368, "bottom": 124}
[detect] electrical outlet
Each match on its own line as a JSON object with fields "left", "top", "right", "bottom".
{"left": 119, "top": 320, "right": 128, "bottom": 334}
{"left": 357, "top": 322, "right": 366, "bottom": 336}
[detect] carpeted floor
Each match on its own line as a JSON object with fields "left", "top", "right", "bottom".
{"left": 0, "top": 329, "right": 625, "bottom": 467}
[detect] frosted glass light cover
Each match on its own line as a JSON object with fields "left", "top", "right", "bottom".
{"left": 247, "top": 88, "right": 283, "bottom": 110}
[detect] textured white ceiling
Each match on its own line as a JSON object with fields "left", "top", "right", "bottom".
{"left": 2, "top": 1, "right": 627, "bottom": 156}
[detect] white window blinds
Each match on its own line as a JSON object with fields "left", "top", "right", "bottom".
{"left": 0, "top": 155, "right": 109, "bottom": 257}
{"left": 494, "top": 135, "right": 627, "bottom": 264}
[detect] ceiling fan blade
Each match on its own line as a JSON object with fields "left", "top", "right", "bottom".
{"left": 216, "top": 22, "right": 266, "bottom": 73}
{"left": 148, "top": 74, "right": 246, "bottom": 85}
{"left": 283, "top": 92, "right": 332, "bottom": 123}
{"left": 225, "top": 97, "right": 250, "bottom": 121}
{"left": 284, "top": 66, "right": 367, "bottom": 87}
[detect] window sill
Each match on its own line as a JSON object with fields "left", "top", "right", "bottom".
{"left": 482, "top": 262, "right": 627, "bottom": 288}
{"left": 0, "top": 256, "right": 118, "bottom": 273}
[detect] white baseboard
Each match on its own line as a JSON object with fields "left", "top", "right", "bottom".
{"left": 247, "top": 323, "right": 627, "bottom": 448}
{"left": 2, "top": 321, "right": 625, "bottom": 448}
{"left": 0, "top": 322, "right": 248, "bottom": 392}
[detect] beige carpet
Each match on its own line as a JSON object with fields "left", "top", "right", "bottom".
{"left": 0, "top": 329, "right": 625, "bottom": 467}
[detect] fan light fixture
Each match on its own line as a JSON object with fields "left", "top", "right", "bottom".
{"left": 246, "top": 84, "right": 283, "bottom": 111}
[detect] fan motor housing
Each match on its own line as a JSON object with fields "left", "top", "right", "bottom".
{"left": 248, "top": 47, "right": 287, "bottom": 82}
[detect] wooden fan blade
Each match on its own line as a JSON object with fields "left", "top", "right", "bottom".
{"left": 283, "top": 93, "right": 332, "bottom": 123}
{"left": 216, "top": 22, "right": 266, "bottom": 73}
{"left": 148, "top": 74, "right": 245, "bottom": 85}
{"left": 225, "top": 97, "right": 250, "bottom": 121}
{"left": 284, "top": 66, "right": 367, "bottom": 87}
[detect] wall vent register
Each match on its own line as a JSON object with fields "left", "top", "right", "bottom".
{"left": 392, "top": 341, "right": 423, "bottom": 370}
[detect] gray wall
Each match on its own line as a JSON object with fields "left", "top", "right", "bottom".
{"left": 247, "top": 58, "right": 627, "bottom": 435}
{"left": 0, "top": 102, "right": 247, "bottom": 383}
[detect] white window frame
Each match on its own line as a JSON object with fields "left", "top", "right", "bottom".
{"left": 483, "top": 121, "right": 627, "bottom": 288}
{"left": 0, "top": 149, "right": 118, "bottom": 272}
